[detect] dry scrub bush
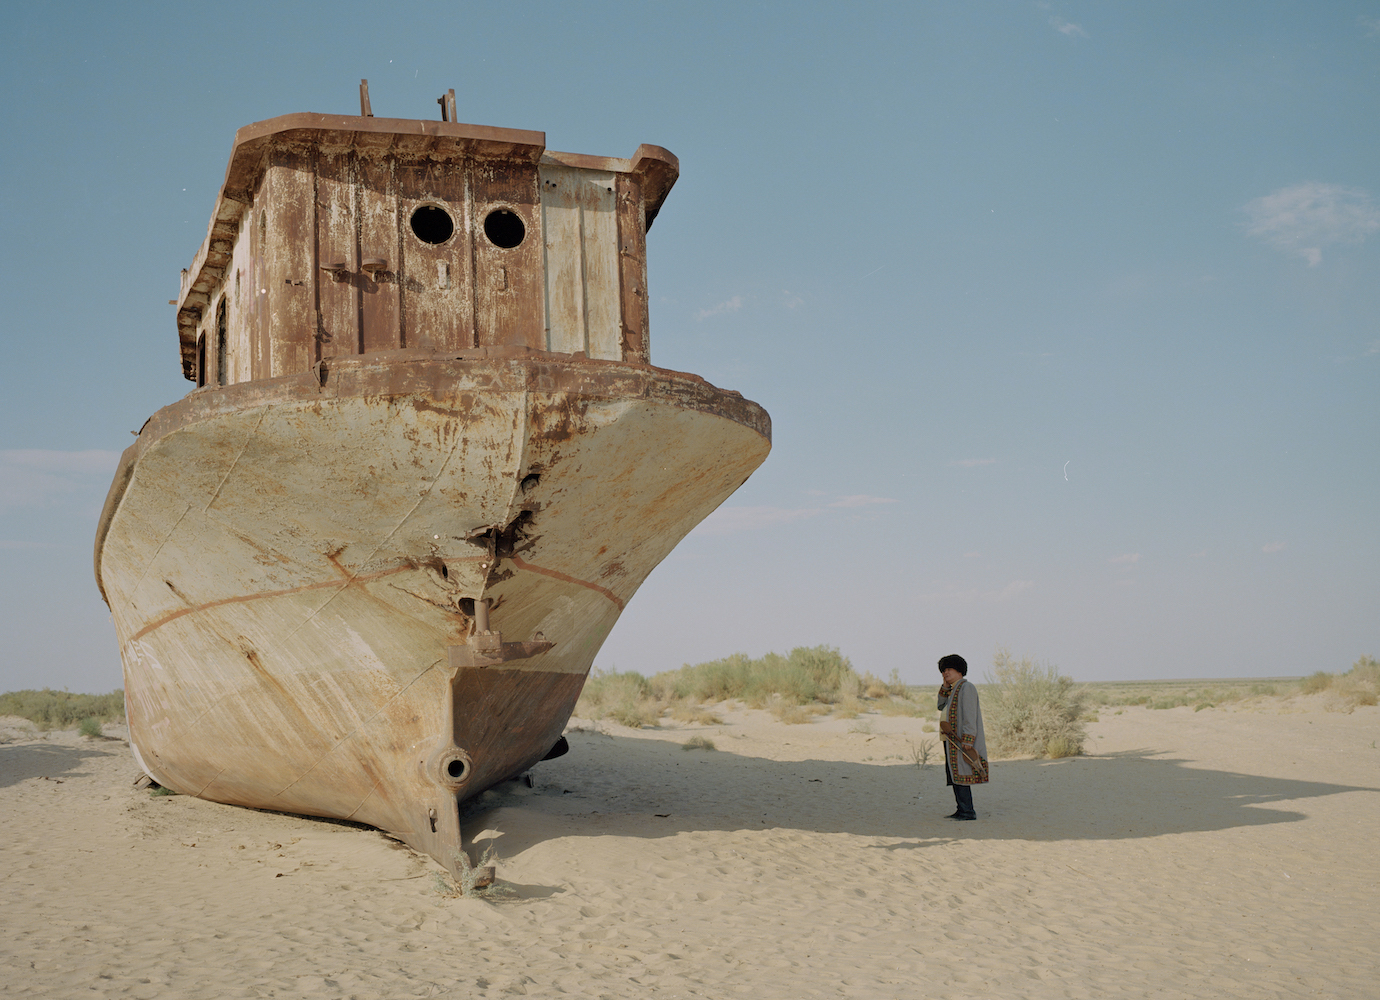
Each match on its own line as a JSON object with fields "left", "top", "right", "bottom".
{"left": 859, "top": 668, "right": 910, "bottom": 700}
{"left": 0, "top": 689, "right": 125, "bottom": 729}
{"left": 654, "top": 646, "right": 858, "bottom": 707}
{"left": 1299, "top": 671, "right": 1333, "bottom": 695}
{"left": 1334, "top": 657, "right": 1379, "bottom": 708}
{"left": 1294, "top": 658, "right": 1378, "bottom": 710}
{"left": 682, "top": 734, "right": 716, "bottom": 751}
{"left": 578, "top": 647, "right": 864, "bottom": 727}
{"left": 984, "top": 649, "right": 1086, "bottom": 759}
{"left": 576, "top": 669, "right": 662, "bottom": 728}
{"left": 832, "top": 694, "right": 863, "bottom": 719}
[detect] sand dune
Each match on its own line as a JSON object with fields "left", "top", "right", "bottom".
{"left": 2, "top": 697, "right": 1376, "bottom": 998}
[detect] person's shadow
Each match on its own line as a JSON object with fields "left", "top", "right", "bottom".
{"left": 461, "top": 731, "right": 1380, "bottom": 858}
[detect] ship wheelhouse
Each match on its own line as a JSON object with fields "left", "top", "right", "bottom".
{"left": 175, "top": 108, "right": 677, "bottom": 386}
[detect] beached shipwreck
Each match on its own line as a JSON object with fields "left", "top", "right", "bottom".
{"left": 94, "top": 85, "right": 770, "bottom": 879}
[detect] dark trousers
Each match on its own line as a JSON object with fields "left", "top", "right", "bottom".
{"left": 945, "top": 759, "right": 976, "bottom": 818}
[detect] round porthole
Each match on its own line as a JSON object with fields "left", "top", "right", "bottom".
{"left": 410, "top": 205, "right": 454, "bottom": 245}
{"left": 483, "top": 209, "right": 525, "bottom": 249}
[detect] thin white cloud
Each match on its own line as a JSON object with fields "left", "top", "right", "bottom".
{"left": 951, "top": 458, "right": 996, "bottom": 468}
{"left": 1051, "top": 18, "right": 1088, "bottom": 37}
{"left": 1262, "top": 541, "right": 1286, "bottom": 553}
{"left": 918, "top": 580, "right": 1033, "bottom": 605}
{"left": 695, "top": 505, "right": 821, "bottom": 535}
{"left": 1361, "top": 15, "right": 1380, "bottom": 37}
{"left": 1243, "top": 182, "right": 1380, "bottom": 265}
{"left": 1109, "top": 552, "right": 1141, "bottom": 566}
{"left": 1366, "top": 340, "right": 1380, "bottom": 356}
{"left": 827, "top": 495, "right": 899, "bottom": 509}
{"left": 695, "top": 295, "right": 744, "bottom": 321}
{"left": 0, "top": 449, "right": 120, "bottom": 512}
{"left": 780, "top": 290, "right": 804, "bottom": 310}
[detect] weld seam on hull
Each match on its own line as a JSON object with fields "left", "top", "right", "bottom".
{"left": 509, "top": 555, "right": 625, "bottom": 610}
{"left": 126, "top": 563, "right": 416, "bottom": 644}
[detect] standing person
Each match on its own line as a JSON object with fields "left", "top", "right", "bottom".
{"left": 937, "top": 654, "right": 989, "bottom": 820}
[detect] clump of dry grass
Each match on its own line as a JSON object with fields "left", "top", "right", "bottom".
{"left": 908, "top": 738, "right": 938, "bottom": 769}
{"left": 769, "top": 697, "right": 828, "bottom": 724}
{"left": 984, "top": 648, "right": 1086, "bottom": 759}
{"left": 436, "top": 845, "right": 506, "bottom": 899}
{"left": 682, "top": 734, "right": 716, "bottom": 751}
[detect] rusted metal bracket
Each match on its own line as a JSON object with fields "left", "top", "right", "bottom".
{"left": 447, "top": 598, "right": 552, "bottom": 668}
{"left": 438, "top": 88, "right": 457, "bottom": 123}
{"left": 449, "top": 633, "right": 554, "bottom": 669}
{"left": 359, "top": 79, "right": 373, "bottom": 118}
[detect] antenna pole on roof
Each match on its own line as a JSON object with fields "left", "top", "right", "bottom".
{"left": 359, "top": 79, "right": 373, "bottom": 117}
{"left": 437, "top": 88, "right": 456, "bottom": 122}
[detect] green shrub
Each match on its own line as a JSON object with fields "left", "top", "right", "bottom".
{"left": 983, "top": 649, "right": 1086, "bottom": 759}
{"left": 0, "top": 689, "right": 125, "bottom": 730}
{"left": 78, "top": 717, "right": 103, "bottom": 738}
{"left": 1299, "top": 672, "right": 1333, "bottom": 695}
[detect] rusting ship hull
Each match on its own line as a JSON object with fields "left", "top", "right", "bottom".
{"left": 95, "top": 96, "right": 769, "bottom": 877}
{"left": 96, "top": 349, "right": 768, "bottom": 874}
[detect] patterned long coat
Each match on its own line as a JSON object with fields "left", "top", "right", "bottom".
{"left": 938, "top": 678, "right": 989, "bottom": 785}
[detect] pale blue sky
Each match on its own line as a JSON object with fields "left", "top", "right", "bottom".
{"left": 2, "top": 2, "right": 1377, "bottom": 691}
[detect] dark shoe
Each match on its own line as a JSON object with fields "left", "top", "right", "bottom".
{"left": 954, "top": 813, "right": 976, "bottom": 821}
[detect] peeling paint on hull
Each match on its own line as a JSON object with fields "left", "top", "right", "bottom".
{"left": 96, "top": 350, "right": 770, "bottom": 876}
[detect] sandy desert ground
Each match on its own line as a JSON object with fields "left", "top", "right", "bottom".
{"left": 2, "top": 693, "right": 1376, "bottom": 999}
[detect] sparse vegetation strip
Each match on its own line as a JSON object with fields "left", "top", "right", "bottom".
{"left": 0, "top": 689, "right": 125, "bottom": 729}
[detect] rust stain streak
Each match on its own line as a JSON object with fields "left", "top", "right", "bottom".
{"left": 126, "top": 563, "right": 416, "bottom": 643}
{"left": 508, "top": 555, "right": 625, "bottom": 610}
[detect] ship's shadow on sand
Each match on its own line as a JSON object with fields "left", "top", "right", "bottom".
{"left": 0, "top": 742, "right": 120, "bottom": 789}
{"left": 462, "top": 732, "right": 1380, "bottom": 854}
